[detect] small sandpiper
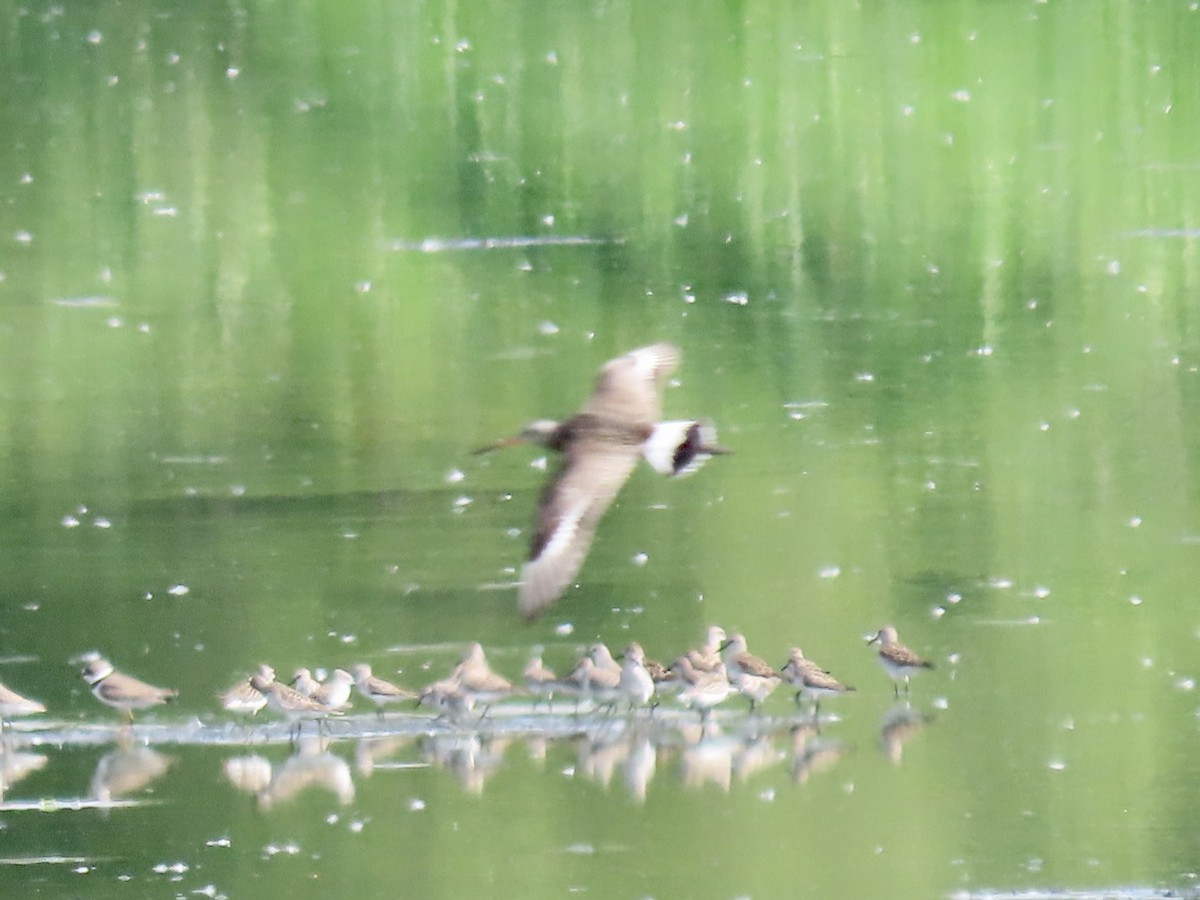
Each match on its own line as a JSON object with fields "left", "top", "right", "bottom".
{"left": 417, "top": 677, "right": 474, "bottom": 720}
{"left": 681, "top": 625, "right": 728, "bottom": 674}
{"left": 250, "top": 672, "right": 342, "bottom": 732}
{"left": 522, "top": 655, "right": 559, "bottom": 710}
{"left": 670, "top": 656, "right": 733, "bottom": 721}
{"left": 289, "top": 668, "right": 322, "bottom": 698}
{"left": 585, "top": 643, "right": 623, "bottom": 710}
{"left": 81, "top": 658, "right": 177, "bottom": 721}
{"left": 0, "top": 681, "right": 46, "bottom": 731}
{"left": 719, "top": 633, "right": 781, "bottom": 712}
{"left": 311, "top": 669, "right": 354, "bottom": 711}
{"left": 219, "top": 664, "right": 275, "bottom": 716}
{"left": 779, "top": 647, "right": 854, "bottom": 716}
{"left": 351, "top": 664, "right": 416, "bottom": 717}
{"left": 618, "top": 643, "right": 656, "bottom": 712}
{"left": 450, "top": 643, "right": 514, "bottom": 715}
{"left": 866, "top": 625, "right": 934, "bottom": 696}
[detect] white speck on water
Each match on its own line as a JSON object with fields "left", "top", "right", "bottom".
{"left": 932, "top": 696, "right": 949, "bottom": 710}
{"left": 192, "top": 885, "right": 222, "bottom": 898}
{"left": 545, "top": 50, "right": 557, "bottom": 65}
{"left": 445, "top": 468, "right": 465, "bottom": 484}
{"left": 932, "top": 606, "right": 946, "bottom": 619}
{"left": 909, "top": 31, "right": 921, "bottom": 43}
{"left": 1141, "top": 657, "right": 1153, "bottom": 668}
{"left": 675, "top": 214, "right": 690, "bottom": 228}
{"left": 854, "top": 372, "right": 875, "bottom": 383}
{"left": 631, "top": 552, "right": 648, "bottom": 567}
{"left": 542, "top": 214, "right": 555, "bottom": 226}
{"left": 923, "top": 480, "right": 936, "bottom": 491}
{"left": 348, "top": 820, "right": 365, "bottom": 833}
{"left": 342, "top": 531, "right": 358, "bottom": 540}
{"left": 1130, "top": 595, "right": 1143, "bottom": 606}
{"left": 989, "top": 577, "right": 1013, "bottom": 590}
{"left": 340, "top": 633, "right": 357, "bottom": 644}
{"left": 1038, "top": 421, "right": 1050, "bottom": 432}
{"left": 1033, "top": 585, "right": 1051, "bottom": 598}
{"left": 722, "top": 291, "right": 749, "bottom": 306}
{"left": 92, "top": 517, "right": 111, "bottom": 529}
{"left": 818, "top": 565, "right": 840, "bottom": 579}
{"left": 19, "top": 172, "right": 32, "bottom": 184}
{"left": 759, "top": 788, "right": 775, "bottom": 802}
{"left": 1107, "top": 259, "right": 1121, "bottom": 275}
{"left": 950, "top": 89, "right": 971, "bottom": 102}
{"left": 168, "top": 584, "right": 189, "bottom": 596}
{"left": 86, "top": 29, "right": 102, "bottom": 44}
{"left": 166, "top": 52, "right": 180, "bottom": 65}
{"left": 205, "top": 837, "right": 231, "bottom": 848}
{"left": 947, "top": 653, "right": 961, "bottom": 664}
{"left": 408, "top": 798, "right": 425, "bottom": 811}
{"left": 230, "top": 484, "right": 246, "bottom": 497}
{"left": 1047, "top": 760, "right": 1066, "bottom": 772}
{"left": 1176, "top": 677, "right": 1195, "bottom": 691}
{"left": 453, "top": 495, "right": 472, "bottom": 509}
{"left": 565, "top": 843, "right": 595, "bottom": 855}
{"left": 325, "top": 813, "right": 339, "bottom": 825}
{"left": 455, "top": 39, "right": 471, "bottom": 52}
{"left": 947, "top": 592, "right": 962, "bottom": 604}
{"left": 531, "top": 456, "right": 548, "bottom": 471}
{"left": 554, "top": 622, "right": 574, "bottom": 637}
{"left": 668, "top": 120, "right": 687, "bottom": 131}
{"left": 14, "top": 230, "right": 33, "bottom": 244}
{"left": 107, "top": 317, "right": 123, "bottom": 328}
{"left": 974, "top": 345, "right": 994, "bottom": 357}
{"left": 226, "top": 66, "right": 240, "bottom": 79}
{"left": 61, "top": 516, "right": 80, "bottom": 528}
{"left": 152, "top": 862, "right": 189, "bottom": 874}
{"left": 537, "top": 321, "right": 559, "bottom": 336}
{"left": 901, "top": 104, "right": 915, "bottom": 116}
{"left": 72, "top": 866, "right": 91, "bottom": 874}
{"left": 1128, "top": 515, "right": 1142, "bottom": 527}
{"left": 354, "top": 280, "right": 371, "bottom": 294}
{"left": 263, "top": 843, "right": 301, "bottom": 857}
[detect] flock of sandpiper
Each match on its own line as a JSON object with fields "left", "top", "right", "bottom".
{"left": 0, "top": 344, "right": 938, "bottom": 746}
{"left": 0, "top": 625, "right": 934, "bottom": 734}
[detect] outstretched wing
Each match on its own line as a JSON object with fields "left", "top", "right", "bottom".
{"left": 519, "top": 438, "right": 641, "bottom": 620}
{"left": 581, "top": 343, "right": 678, "bottom": 426}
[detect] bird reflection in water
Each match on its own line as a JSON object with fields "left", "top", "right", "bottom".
{"left": 0, "top": 750, "right": 48, "bottom": 801}
{"left": 255, "top": 735, "right": 354, "bottom": 809}
{"left": 878, "top": 703, "right": 932, "bottom": 764}
{"left": 90, "top": 736, "right": 174, "bottom": 802}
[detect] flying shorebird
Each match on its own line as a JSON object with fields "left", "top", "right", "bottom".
{"left": 475, "top": 343, "right": 728, "bottom": 620}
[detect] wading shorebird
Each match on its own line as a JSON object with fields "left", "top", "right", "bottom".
{"left": 475, "top": 343, "right": 727, "bottom": 620}
{"left": 779, "top": 647, "right": 854, "bottom": 717}
{"left": 866, "top": 626, "right": 935, "bottom": 696}
{"left": 81, "top": 658, "right": 178, "bottom": 722}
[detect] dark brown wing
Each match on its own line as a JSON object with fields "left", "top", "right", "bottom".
{"left": 519, "top": 438, "right": 641, "bottom": 619}
{"left": 581, "top": 344, "right": 678, "bottom": 426}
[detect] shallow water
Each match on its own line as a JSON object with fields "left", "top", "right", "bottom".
{"left": 3, "top": 0, "right": 1200, "bottom": 896}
